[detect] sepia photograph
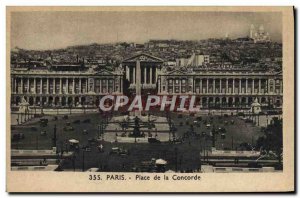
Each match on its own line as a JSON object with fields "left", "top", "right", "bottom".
{"left": 6, "top": 6, "right": 294, "bottom": 192}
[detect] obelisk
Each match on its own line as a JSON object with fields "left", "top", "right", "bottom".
{"left": 135, "top": 59, "right": 142, "bottom": 117}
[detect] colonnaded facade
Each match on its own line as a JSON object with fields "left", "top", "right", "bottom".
{"left": 122, "top": 53, "right": 164, "bottom": 91}
{"left": 157, "top": 67, "right": 283, "bottom": 108}
{"left": 10, "top": 53, "right": 283, "bottom": 110}
{"left": 10, "top": 64, "right": 123, "bottom": 109}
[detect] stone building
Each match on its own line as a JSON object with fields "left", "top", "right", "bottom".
{"left": 250, "top": 24, "right": 271, "bottom": 43}
{"left": 10, "top": 64, "right": 123, "bottom": 108}
{"left": 157, "top": 67, "right": 283, "bottom": 108}
{"left": 10, "top": 53, "right": 283, "bottom": 110}
{"left": 122, "top": 53, "right": 164, "bottom": 92}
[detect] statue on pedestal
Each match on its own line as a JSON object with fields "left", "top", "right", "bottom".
{"left": 19, "top": 96, "right": 30, "bottom": 113}
{"left": 250, "top": 97, "right": 262, "bottom": 114}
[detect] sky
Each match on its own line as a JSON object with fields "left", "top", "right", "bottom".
{"left": 10, "top": 11, "right": 282, "bottom": 50}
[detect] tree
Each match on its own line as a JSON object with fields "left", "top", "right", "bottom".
{"left": 120, "top": 42, "right": 130, "bottom": 50}
{"left": 256, "top": 117, "right": 283, "bottom": 165}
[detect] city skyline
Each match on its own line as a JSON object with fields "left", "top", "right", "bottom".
{"left": 11, "top": 11, "right": 282, "bottom": 50}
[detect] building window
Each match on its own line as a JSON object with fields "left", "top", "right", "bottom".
{"left": 269, "top": 80, "right": 274, "bottom": 92}
{"left": 108, "top": 79, "right": 113, "bottom": 93}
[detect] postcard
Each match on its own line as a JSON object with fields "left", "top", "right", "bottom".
{"left": 6, "top": 6, "right": 294, "bottom": 192}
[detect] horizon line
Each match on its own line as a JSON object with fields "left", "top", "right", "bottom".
{"left": 11, "top": 36, "right": 282, "bottom": 52}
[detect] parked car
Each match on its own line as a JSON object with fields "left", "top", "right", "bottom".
{"left": 40, "top": 118, "right": 48, "bottom": 123}
{"left": 148, "top": 137, "right": 161, "bottom": 144}
{"left": 83, "top": 119, "right": 91, "bottom": 123}
{"left": 196, "top": 116, "right": 202, "bottom": 121}
{"left": 73, "top": 120, "right": 80, "bottom": 124}
{"left": 63, "top": 126, "right": 74, "bottom": 131}
{"left": 119, "top": 148, "right": 129, "bottom": 156}
{"left": 40, "top": 130, "right": 47, "bottom": 136}
{"left": 88, "top": 138, "right": 97, "bottom": 144}
{"left": 83, "top": 130, "right": 88, "bottom": 135}
{"left": 221, "top": 133, "right": 226, "bottom": 139}
{"left": 82, "top": 146, "right": 91, "bottom": 152}
{"left": 40, "top": 119, "right": 48, "bottom": 127}
{"left": 109, "top": 147, "right": 120, "bottom": 155}
{"left": 245, "top": 119, "right": 253, "bottom": 123}
{"left": 12, "top": 133, "right": 25, "bottom": 141}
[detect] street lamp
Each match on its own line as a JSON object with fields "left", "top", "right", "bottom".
{"left": 36, "top": 135, "right": 39, "bottom": 150}
{"left": 69, "top": 103, "right": 72, "bottom": 115}
{"left": 56, "top": 103, "right": 59, "bottom": 115}
{"left": 101, "top": 123, "right": 105, "bottom": 141}
{"left": 17, "top": 113, "right": 20, "bottom": 125}
{"left": 24, "top": 111, "right": 27, "bottom": 122}
{"left": 72, "top": 155, "right": 76, "bottom": 172}
{"left": 41, "top": 101, "right": 44, "bottom": 115}
{"left": 52, "top": 124, "right": 57, "bottom": 148}
{"left": 98, "top": 122, "right": 103, "bottom": 139}
{"left": 174, "top": 147, "right": 178, "bottom": 172}
{"left": 82, "top": 101, "right": 86, "bottom": 114}
{"left": 34, "top": 104, "right": 37, "bottom": 117}
{"left": 81, "top": 146, "right": 86, "bottom": 172}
